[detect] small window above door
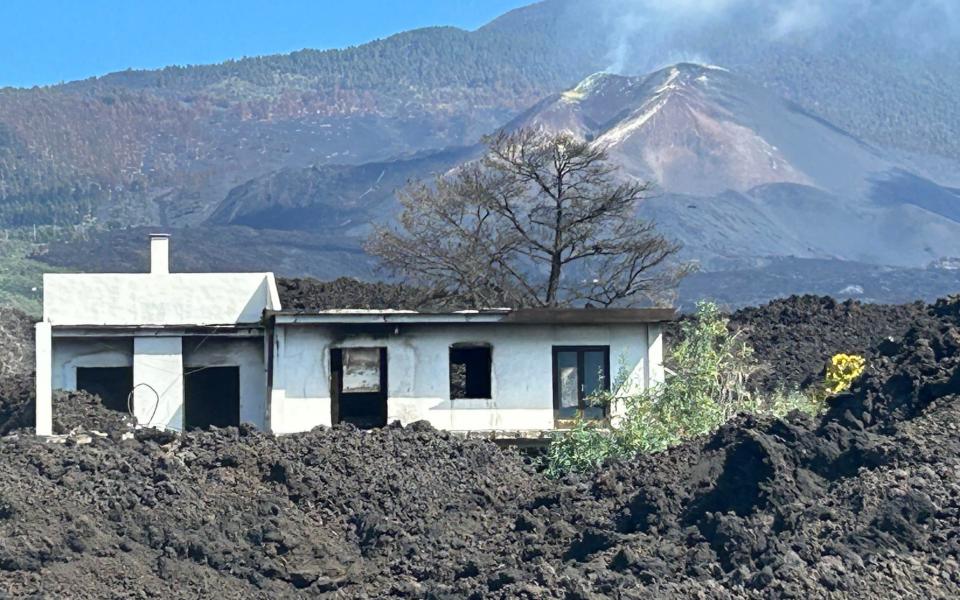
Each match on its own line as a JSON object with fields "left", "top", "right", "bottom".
{"left": 552, "top": 346, "right": 610, "bottom": 425}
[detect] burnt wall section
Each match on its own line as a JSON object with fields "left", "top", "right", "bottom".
{"left": 47, "top": 333, "right": 266, "bottom": 432}
{"left": 269, "top": 322, "right": 656, "bottom": 433}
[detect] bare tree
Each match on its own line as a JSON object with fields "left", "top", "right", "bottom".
{"left": 367, "top": 129, "right": 686, "bottom": 308}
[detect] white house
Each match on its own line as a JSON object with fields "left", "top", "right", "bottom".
{"left": 35, "top": 235, "right": 672, "bottom": 435}
{"left": 35, "top": 234, "right": 280, "bottom": 435}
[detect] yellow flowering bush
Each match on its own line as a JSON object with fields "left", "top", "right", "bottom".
{"left": 825, "top": 353, "right": 866, "bottom": 394}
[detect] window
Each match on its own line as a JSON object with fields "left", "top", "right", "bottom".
{"left": 331, "top": 347, "right": 388, "bottom": 429}
{"left": 76, "top": 366, "right": 133, "bottom": 413}
{"left": 184, "top": 366, "right": 240, "bottom": 430}
{"left": 552, "top": 346, "right": 610, "bottom": 422}
{"left": 341, "top": 347, "right": 383, "bottom": 393}
{"left": 449, "top": 345, "right": 492, "bottom": 399}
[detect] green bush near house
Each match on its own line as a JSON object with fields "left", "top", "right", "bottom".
{"left": 545, "top": 301, "right": 830, "bottom": 477}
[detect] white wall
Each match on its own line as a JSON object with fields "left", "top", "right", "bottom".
{"left": 35, "top": 322, "right": 52, "bottom": 436}
{"left": 48, "top": 334, "right": 267, "bottom": 431}
{"left": 133, "top": 337, "right": 184, "bottom": 430}
{"left": 183, "top": 337, "right": 266, "bottom": 429}
{"left": 52, "top": 338, "right": 133, "bottom": 391}
{"left": 269, "top": 323, "right": 653, "bottom": 434}
{"left": 43, "top": 273, "right": 279, "bottom": 326}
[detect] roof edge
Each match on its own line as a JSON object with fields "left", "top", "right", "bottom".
{"left": 266, "top": 307, "right": 676, "bottom": 325}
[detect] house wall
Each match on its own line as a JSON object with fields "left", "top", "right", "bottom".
{"left": 268, "top": 322, "right": 656, "bottom": 434}
{"left": 35, "top": 322, "right": 52, "bottom": 436}
{"left": 133, "top": 337, "right": 184, "bottom": 430}
{"left": 49, "top": 334, "right": 267, "bottom": 431}
{"left": 52, "top": 338, "right": 134, "bottom": 390}
{"left": 183, "top": 338, "right": 267, "bottom": 428}
{"left": 43, "top": 272, "right": 280, "bottom": 326}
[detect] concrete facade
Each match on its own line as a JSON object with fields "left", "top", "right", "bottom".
{"left": 267, "top": 314, "right": 667, "bottom": 434}
{"left": 43, "top": 272, "right": 279, "bottom": 327}
{"left": 35, "top": 234, "right": 280, "bottom": 435}
{"left": 52, "top": 338, "right": 133, "bottom": 391}
{"left": 35, "top": 234, "right": 672, "bottom": 436}
{"left": 184, "top": 337, "right": 267, "bottom": 429}
{"left": 133, "top": 336, "right": 184, "bottom": 430}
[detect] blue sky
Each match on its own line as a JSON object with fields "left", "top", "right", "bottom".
{"left": 0, "top": 0, "right": 530, "bottom": 88}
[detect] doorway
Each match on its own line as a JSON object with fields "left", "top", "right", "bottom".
{"left": 183, "top": 366, "right": 240, "bottom": 430}
{"left": 76, "top": 366, "right": 133, "bottom": 413}
{"left": 552, "top": 346, "right": 610, "bottom": 425}
{"left": 331, "top": 347, "right": 387, "bottom": 428}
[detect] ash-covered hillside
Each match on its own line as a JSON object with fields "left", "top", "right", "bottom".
{"left": 510, "top": 63, "right": 960, "bottom": 269}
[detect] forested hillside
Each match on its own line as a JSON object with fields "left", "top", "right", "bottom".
{"left": 1, "top": 0, "right": 958, "bottom": 233}
{"left": 0, "top": 21, "right": 596, "bottom": 230}
{"left": 1, "top": 0, "right": 959, "bottom": 309}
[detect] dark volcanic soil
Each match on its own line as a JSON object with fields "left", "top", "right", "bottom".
{"left": 0, "top": 297, "right": 958, "bottom": 597}
{"left": 277, "top": 277, "right": 455, "bottom": 311}
{"left": 0, "top": 307, "right": 33, "bottom": 382}
{"left": 731, "top": 295, "right": 930, "bottom": 392}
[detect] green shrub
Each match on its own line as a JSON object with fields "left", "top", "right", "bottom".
{"left": 614, "top": 301, "right": 760, "bottom": 454}
{"left": 543, "top": 419, "right": 620, "bottom": 479}
{"left": 544, "top": 301, "right": 828, "bottom": 477}
{"left": 747, "top": 387, "right": 824, "bottom": 418}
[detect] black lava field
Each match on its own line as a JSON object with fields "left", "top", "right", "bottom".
{"left": 0, "top": 296, "right": 958, "bottom": 598}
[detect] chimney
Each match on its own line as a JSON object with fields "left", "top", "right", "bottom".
{"left": 149, "top": 233, "right": 170, "bottom": 274}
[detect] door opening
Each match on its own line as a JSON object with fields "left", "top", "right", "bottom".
{"left": 184, "top": 366, "right": 240, "bottom": 430}
{"left": 76, "top": 366, "right": 133, "bottom": 413}
{"left": 331, "top": 347, "right": 387, "bottom": 429}
{"left": 552, "top": 346, "right": 610, "bottom": 425}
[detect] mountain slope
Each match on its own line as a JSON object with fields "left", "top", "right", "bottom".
{"left": 512, "top": 65, "right": 887, "bottom": 196}
{"left": 485, "top": 0, "right": 960, "bottom": 161}
{"left": 216, "top": 63, "right": 960, "bottom": 269}
{"left": 2, "top": 0, "right": 959, "bottom": 235}
{"left": 0, "top": 24, "right": 594, "bottom": 229}
{"left": 8, "top": 0, "right": 960, "bottom": 307}
{"left": 509, "top": 64, "right": 960, "bottom": 268}
{"left": 205, "top": 146, "right": 477, "bottom": 233}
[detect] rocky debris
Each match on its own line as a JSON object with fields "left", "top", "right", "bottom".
{"left": 0, "top": 383, "right": 137, "bottom": 438}
{"left": 0, "top": 422, "right": 537, "bottom": 598}
{"left": 0, "top": 372, "right": 33, "bottom": 435}
{"left": 277, "top": 277, "right": 441, "bottom": 311}
{"left": 0, "top": 307, "right": 33, "bottom": 381}
{"left": 51, "top": 390, "right": 136, "bottom": 438}
{"left": 730, "top": 295, "right": 929, "bottom": 392}
{"left": 0, "top": 296, "right": 957, "bottom": 596}
{"left": 825, "top": 296, "right": 960, "bottom": 430}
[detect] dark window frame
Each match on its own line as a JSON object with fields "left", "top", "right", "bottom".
{"left": 448, "top": 344, "right": 493, "bottom": 400}
{"left": 551, "top": 345, "right": 611, "bottom": 420}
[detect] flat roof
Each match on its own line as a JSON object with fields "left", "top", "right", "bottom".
{"left": 268, "top": 307, "right": 676, "bottom": 326}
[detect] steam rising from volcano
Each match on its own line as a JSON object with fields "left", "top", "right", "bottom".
{"left": 597, "top": 0, "right": 960, "bottom": 74}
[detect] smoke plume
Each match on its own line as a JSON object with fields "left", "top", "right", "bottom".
{"left": 595, "top": 0, "right": 960, "bottom": 74}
